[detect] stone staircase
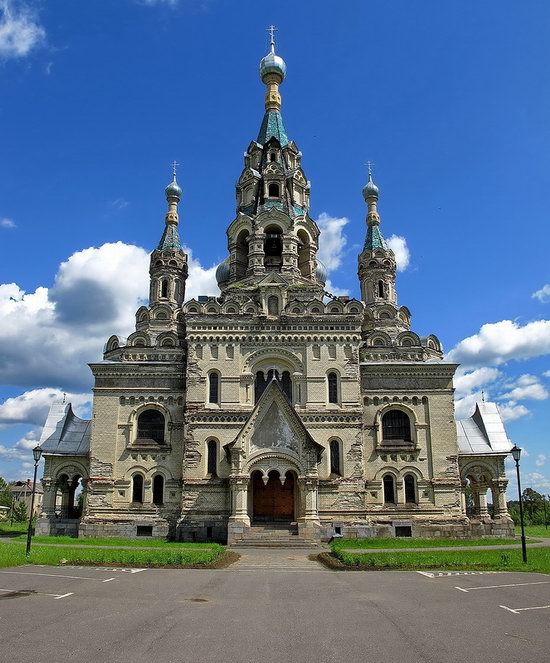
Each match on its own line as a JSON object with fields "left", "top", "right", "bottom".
{"left": 230, "top": 522, "right": 320, "bottom": 548}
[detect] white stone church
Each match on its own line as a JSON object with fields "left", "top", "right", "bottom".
{"left": 37, "top": 39, "right": 514, "bottom": 543}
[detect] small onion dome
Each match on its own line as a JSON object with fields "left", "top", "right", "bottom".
{"left": 165, "top": 177, "right": 182, "bottom": 201}
{"left": 216, "top": 256, "right": 231, "bottom": 285}
{"left": 259, "top": 46, "right": 287, "bottom": 82}
{"left": 316, "top": 260, "right": 328, "bottom": 284}
{"left": 362, "top": 174, "right": 379, "bottom": 201}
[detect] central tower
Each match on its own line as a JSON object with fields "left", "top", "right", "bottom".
{"left": 214, "top": 33, "right": 326, "bottom": 314}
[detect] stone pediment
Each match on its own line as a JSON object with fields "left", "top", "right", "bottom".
{"left": 257, "top": 271, "right": 290, "bottom": 287}
{"left": 225, "top": 381, "right": 323, "bottom": 468}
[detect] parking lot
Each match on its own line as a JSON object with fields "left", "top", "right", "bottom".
{"left": 0, "top": 557, "right": 548, "bottom": 663}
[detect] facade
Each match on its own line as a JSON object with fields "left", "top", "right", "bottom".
{"left": 37, "top": 40, "right": 514, "bottom": 543}
{"left": 9, "top": 480, "right": 44, "bottom": 517}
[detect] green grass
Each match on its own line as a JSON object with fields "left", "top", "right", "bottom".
{"left": 0, "top": 541, "right": 224, "bottom": 569}
{"left": 516, "top": 525, "right": 550, "bottom": 539}
{"left": 0, "top": 523, "right": 28, "bottom": 536}
{"left": 331, "top": 537, "right": 524, "bottom": 551}
{"left": 331, "top": 546, "right": 550, "bottom": 573}
{"left": 8, "top": 534, "right": 219, "bottom": 548}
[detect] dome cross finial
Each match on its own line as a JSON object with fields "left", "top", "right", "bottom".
{"left": 267, "top": 24, "right": 277, "bottom": 52}
{"left": 172, "top": 159, "right": 179, "bottom": 180}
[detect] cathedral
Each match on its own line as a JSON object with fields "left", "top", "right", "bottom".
{"left": 37, "top": 38, "right": 514, "bottom": 543}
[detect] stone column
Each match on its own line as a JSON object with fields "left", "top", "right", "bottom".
{"left": 492, "top": 479, "right": 509, "bottom": 518}
{"left": 477, "top": 483, "right": 490, "bottom": 518}
{"left": 299, "top": 477, "right": 320, "bottom": 523}
{"left": 40, "top": 479, "right": 57, "bottom": 516}
{"left": 460, "top": 481, "right": 468, "bottom": 515}
{"left": 229, "top": 476, "right": 250, "bottom": 526}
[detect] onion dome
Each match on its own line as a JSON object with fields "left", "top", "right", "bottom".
{"left": 259, "top": 43, "right": 286, "bottom": 82}
{"left": 216, "top": 256, "right": 231, "bottom": 285}
{"left": 315, "top": 260, "right": 328, "bottom": 284}
{"left": 362, "top": 173, "right": 379, "bottom": 201}
{"left": 165, "top": 175, "right": 182, "bottom": 201}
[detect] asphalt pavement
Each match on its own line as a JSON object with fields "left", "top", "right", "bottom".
{"left": 0, "top": 549, "right": 548, "bottom": 663}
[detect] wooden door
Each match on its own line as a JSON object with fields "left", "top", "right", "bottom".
{"left": 253, "top": 472, "right": 294, "bottom": 522}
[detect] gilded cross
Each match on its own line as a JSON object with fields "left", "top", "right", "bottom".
{"left": 267, "top": 24, "right": 278, "bottom": 47}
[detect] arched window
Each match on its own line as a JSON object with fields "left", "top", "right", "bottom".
{"left": 404, "top": 474, "right": 416, "bottom": 504}
{"left": 132, "top": 474, "right": 144, "bottom": 504}
{"left": 161, "top": 279, "right": 169, "bottom": 298}
{"left": 255, "top": 370, "right": 267, "bottom": 403}
{"left": 381, "top": 410, "right": 412, "bottom": 444}
{"left": 264, "top": 226, "right": 283, "bottom": 271}
{"left": 137, "top": 409, "right": 165, "bottom": 444}
{"left": 208, "top": 372, "right": 220, "bottom": 404}
{"left": 330, "top": 439, "right": 341, "bottom": 476}
{"left": 235, "top": 229, "right": 249, "bottom": 278}
{"left": 269, "top": 152, "right": 276, "bottom": 162}
{"left": 383, "top": 474, "right": 396, "bottom": 504}
{"left": 281, "top": 370, "right": 292, "bottom": 402}
{"left": 327, "top": 372, "right": 338, "bottom": 404}
{"left": 268, "top": 182, "right": 280, "bottom": 198}
{"left": 207, "top": 439, "right": 217, "bottom": 476}
{"left": 378, "top": 280, "right": 385, "bottom": 298}
{"left": 267, "top": 295, "right": 279, "bottom": 316}
{"left": 152, "top": 475, "right": 164, "bottom": 505}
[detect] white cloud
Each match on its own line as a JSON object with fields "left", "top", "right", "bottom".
{"left": 453, "top": 367, "right": 501, "bottom": 397}
{"left": 525, "top": 472, "right": 550, "bottom": 490}
{"left": 140, "top": 0, "right": 179, "bottom": 6}
{"left": 500, "top": 374, "right": 549, "bottom": 402}
{"left": 0, "top": 240, "right": 219, "bottom": 390}
{"left": 386, "top": 235, "right": 410, "bottom": 271}
{"left": 0, "top": 388, "right": 91, "bottom": 427}
{"left": 497, "top": 402, "right": 530, "bottom": 422}
{"left": 324, "top": 279, "right": 350, "bottom": 298}
{"left": 544, "top": 370, "right": 550, "bottom": 378}
{"left": 532, "top": 284, "right": 550, "bottom": 303}
{"left": 185, "top": 247, "right": 219, "bottom": 300}
{"left": 111, "top": 198, "right": 129, "bottom": 210}
{"left": 0, "top": 217, "right": 16, "bottom": 228}
{"left": 0, "top": 0, "right": 45, "bottom": 60}
{"left": 454, "top": 391, "right": 482, "bottom": 420}
{"left": 0, "top": 443, "right": 27, "bottom": 461}
{"left": 316, "top": 213, "right": 349, "bottom": 273}
{"left": 536, "top": 454, "right": 547, "bottom": 468}
{"left": 447, "top": 319, "right": 550, "bottom": 368}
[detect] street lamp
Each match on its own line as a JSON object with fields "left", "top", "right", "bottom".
{"left": 25, "top": 445, "right": 42, "bottom": 558}
{"left": 511, "top": 445, "right": 527, "bottom": 563}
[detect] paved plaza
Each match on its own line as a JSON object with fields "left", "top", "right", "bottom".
{"left": 0, "top": 549, "right": 548, "bottom": 663}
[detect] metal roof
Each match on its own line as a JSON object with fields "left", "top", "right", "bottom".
{"left": 456, "top": 401, "right": 512, "bottom": 455}
{"left": 39, "top": 400, "right": 91, "bottom": 457}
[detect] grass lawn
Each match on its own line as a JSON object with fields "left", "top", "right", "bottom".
{"left": 516, "top": 525, "right": 550, "bottom": 538}
{"left": 331, "top": 537, "right": 525, "bottom": 551}
{"left": 326, "top": 546, "right": 550, "bottom": 573}
{"left": 0, "top": 540, "right": 226, "bottom": 569}
{"left": 8, "top": 534, "right": 219, "bottom": 548}
{"left": 0, "top": 523, "right": 29, "bottom": 537}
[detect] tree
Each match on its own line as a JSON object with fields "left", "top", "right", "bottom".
{"left": 0, "top": 477, "right": 12, "bottom": 509}
{"left": 522, "top": 488, "right": 545, "bottom": 525}
{"left": 12, "top": 500, "right": 28, "bottom": 523}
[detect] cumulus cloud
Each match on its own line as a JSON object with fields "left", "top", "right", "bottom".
{"left": 316, "top": 213, "right": 349, "bottom": 273}
{"left": 447, "top": 319, "right": 550, "bottom": 368}
{"left": 526, "top": 472, "right": 550, "bottom": 490}
{"left": 536, "top": 454, "right": 547, "bottom": 468}
{"left": 532, "top": 284, "right": 550, "bottom": 303}
{"left": 500, "top": 374, "right": 549, "bottom": 402}
{"left": 497, "top": 402, "right": 530, "bottom": 422}
{"left": 386, "top": 235, "right": 410, "bottom": 271}
{"left": 0, "top": 0, "right": 45, "bottom": 60}
{"left": 0, "top": 241, "right": 219, "bottom": 390}
{"left": 453, "top": 367, "right": 501, "bottom": 397}
{"left": 0, "top": 388, "right": 91, "bottom": 427}
{"left": 454, "top": 391, "right": 482, "bottom": 420}
{"left": 0, "top": 217, "right": 16, "bottom": 228}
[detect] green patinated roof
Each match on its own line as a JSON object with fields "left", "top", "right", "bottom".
{"left": 257, "top": 110, "right": 289, "bottom": 147}
{"left": 157, "top": 224, "right": 182, "bottom": 251}
{"left": 364, "top": 225, "right": 388, "bottom": 251}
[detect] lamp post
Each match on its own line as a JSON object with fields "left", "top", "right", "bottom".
{"left": 511, "top": 445, "right": 527, "bottom": 563}
{"left": 25, "top": 445, "right": 42, "bottom": 558}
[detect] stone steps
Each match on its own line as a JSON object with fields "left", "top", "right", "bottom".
{"left": 229, "top": 523, "right": 320, "bottom": 548}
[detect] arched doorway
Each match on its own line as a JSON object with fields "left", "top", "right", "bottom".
{"left": 252, "top": 470, "right": 295, "bottom": 522}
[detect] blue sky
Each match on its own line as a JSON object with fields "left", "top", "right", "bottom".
{"left": 0, "top": 0, "right": 549, "bottom": 495}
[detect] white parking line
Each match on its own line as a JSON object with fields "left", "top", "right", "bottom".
{"left": 0, "top": 571, "right": 104, "bottom": 581}
{"left": 500, "top": 604, "right": 550, "bottom": 615}
{"left": 0, "top": 587, "right": 73, "bottom": 600}
{"left": 454, "top": 580, "right": 550, "bottom": 593}
{"left": 417, "top": 571, "right": 504, "bottom": 578}
{"left": 57, "top": 566, "right": 146, "bottom": 574}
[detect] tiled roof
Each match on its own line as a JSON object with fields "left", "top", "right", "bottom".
{"left": 257, "top": 110, "right": 289, "bottom": 147}
{"left": 157, "top": 224, "right": 182, "bottom": 251}
{"left": 364, "top": 225, "right": 388, "bottom": 251}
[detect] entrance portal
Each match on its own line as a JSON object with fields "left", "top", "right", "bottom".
{"left": 252, "top": 470, "right": 295, "bottom": 522}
